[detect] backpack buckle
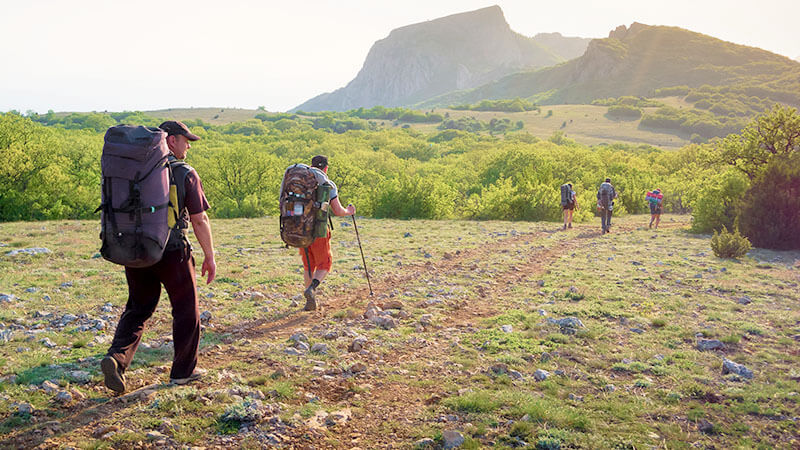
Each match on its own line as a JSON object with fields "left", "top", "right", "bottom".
{"left": 150, "top": 206, "right": 155, "bottom": 213}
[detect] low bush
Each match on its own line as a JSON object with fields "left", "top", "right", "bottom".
{"left": 711, "top": 227, "right": 751, "bottom": 258}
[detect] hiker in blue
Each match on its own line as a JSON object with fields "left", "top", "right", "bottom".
{"left": 596, "top": 178, "right": 617, "bottom": 234}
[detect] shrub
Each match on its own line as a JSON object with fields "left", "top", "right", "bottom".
{"left": 711, "top": 227, "right": 751, "bottom": 258}
{"left": 607, "top": 104, "right": 643, "bottom": 120}
{"left": 737, "top": 155, "right": 800, "bottom": 250}
{"left": 690, "top": 170, "right": 749, "bottom": 233}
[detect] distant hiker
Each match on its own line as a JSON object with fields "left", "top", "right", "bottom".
{"left": 646, "top": 188, "right": 663, "bottom": 229}
{"left": 101, "top": 120, "right": 216, "bottom": 393}
{"left": 280, "top": 155, "right": 355, "bottom": 311}
{"left": 560, "top": 183, "right": 577, "bottom": 229}
{"left": 596, "top": 177, "right": 618, "bottom": 234}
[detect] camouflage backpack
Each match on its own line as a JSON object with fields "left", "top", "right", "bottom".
{"left": 279, "top": 164, "right": 333, "bottom": 248}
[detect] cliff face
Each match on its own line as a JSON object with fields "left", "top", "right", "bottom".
{"left": 293, "top": 6, "right": 586, "bottom": 112}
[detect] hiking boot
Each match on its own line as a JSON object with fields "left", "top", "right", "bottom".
{"left": 563, "top": 224, "right": 567, "bottom": 230}
{"left": 303, "top": 286, "right": 317, "bottom": 311}
{"left": 170, "top": 368, "right": 206, "bottom": 385}
{"left": 101, "top": 356, "right": 126, "bottom": 393}
{"left": 568, "top": 223, "right": 572, "bottom": 229}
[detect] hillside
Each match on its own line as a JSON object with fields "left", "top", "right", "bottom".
{"left": 293, "top": 6, "right": 589, "bottom": 112}
{"left": 1, "top": 216, "right": 799, "bottom": 448}
{"left": 421, "top": 22, "right": 800, "bottom": 107}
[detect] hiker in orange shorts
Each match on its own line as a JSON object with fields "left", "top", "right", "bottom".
{"left": 300, "top": 155, "right": 355, "bottom": 311}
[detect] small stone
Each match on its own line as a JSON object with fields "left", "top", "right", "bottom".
{"left": 603, "top": 384, "right": 615, "bottom": 392}
{"left": 737, "top": 296, "right": 752, "bottom": 305}
{"left": 284, "top": 347, "right": 304, "bottom": 356}
{"left": 199, "top": 311, "right": 212, "bottom": 324}
{"left": 403, "top": 232, "right": 412, "bottom": 238}
{"left": 630, "top": 328, "right": 645, "bottom": 334}
{"left": 419, "top": 314, "right": 433, "bottom": 326}
{"left": 68, "top": 370, "right": 91, "bottom": 383}
{"left": 289, "top": 332, "right": 309, "bottom": 343}
{"left": 310, "top": 343, "right": 328, "bottom": 354}
{"left": 697, "top": 339, "right": 725, "bottom": 351}
{"left": 697, "top": 418, "right": 715, "bottom": 434}
{"left": 488, "top": 364, "right": 509, "bottom": 375}
{"left": 60, "top": 282, "right": 73, "bottom": 288}
{"left": 41, "top": 337, "right": 57, "bottom": 348}
{"left": 146, "top": 430, "right": 167, "bottom": 440}
{"left": 722, "top": 358, "right": 754, "bottom": 379}
{"left": 540, "top": 352, "right": 551, "bottom": 362}
{"left": 568, "top": 393, "right": 583, "bottom": 401}
{"left": 538, "top": 309, "right": 547, "bottom": 316}
{"left": 508, "top": 370, "right": 524, "bottom": 380}
{"left": 55, "top": 390, "right": 73, "bottom": 403}
{"left": 41, "top": 380, "right": 59, "bottom": 393}
{"left": 349, "top": 362, "right": 367, "bottom": 374}
{"left": 415, "top": 438, "right": 436, "bottom": 448}
{"left": 442, "top": 430, "right": 465, "bottom": 449}
{"left": 533, "top": 369, "right": 550, "bottom": 381}
{"left": 18, "top": 402, "right": 34, "bottom": 414}
{"left": 349, "top": 336, "right": 367, "bottom": 352}
{"left": 25, "top": 287, "right": 39, "bottom": 293}
{"left": 501, "top": 324, "right": 513, "bottom": 333}
{"left": 294, "top": 341, "right": 310, "bottom": 352}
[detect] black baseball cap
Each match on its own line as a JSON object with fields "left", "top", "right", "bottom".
{"left": 311, "top": 155, "right": 328, "bottom": 168}
{"left": 159, "top": 120, "right": 200, "bottom": 141}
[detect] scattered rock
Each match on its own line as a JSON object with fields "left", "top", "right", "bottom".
{"left": 41, "top": 380, "right": 59, "bottom": 393}
{"left": 289, "top": 332, "right": 308, "bottom": 344}
{"left": 501, "top": 324, "right": 513, "bottom": 333}
{"left": 737, "top": 296, "right": 752, "bottom": 305}
{"left": 6, "top": 247, "right": 51, "bottom": 256}
{"left": 293, "top": 341, "right": 310, "bottom": 352}
{"left": 403, "top": 232, "right": 412, "bottom": 238}
{"left": 630, "top": 328, "right": 645, "bottom": 334}
{"left": 603, "top": 384, "right": 616, "bottom": 392}
{"left": 0, "top": 330, "right": 12, "bottom": 342}
{"left": 348, "top": 336, "right": 367, "bottom": 352}
{"left": 324, "top": 408, "right": 351, "bottom": 427}
{"left": 25, "top": 287, "right": 39, "bottom": 293}
{"left": 540, "top": 352, "right": 551, "bottom": 362}
{"left": 415, "top": 438, "right": 436, "bottom": 448}
{"left": 55, "top": 390, "right": 73, "bottom": 403}
{"left": 697, "top": 339, "right": 725, "bottom": 351}
{"left": 322, "top": 329, "right": 338, "bottom": 340}
{"left": 41, "top": 337, "right": 57, "bottom": 348}
{"left": 697, "top": 418, "right": 715, "bottom": 434}
{"left": 533, "top": 369, "right": 550, "bottom": 381}
{"left": 146, "top": 430, "right": 167, "bottom": 441}
{"left": 380, "top": 300, "right": 403, "bottom": 310}
{"left": 349, "top": 362, "right": 367, "bottom": 374}
{"left": 68, "top": 370, "right": 91, "bottom": 383}
{"left": 547, "top": 316, "right": 584, "bottom": 334}
{"left": 722, "top": 358, "right": 754, "bottom": 379}
{"left": 199, "top": 311, "right": 212, "bottom": 324}
{"left": 18, "top": 402, "right": 34, "bottom": 414}
{"left": 92, "top": 425, "right": 119, "bottom": 438}
{"left": 0, "top": 294, "right": 17, "bottom": 303}
{"left": 568, "top": 393, "right": 583, "bottom": 402}
{"left": 310, "top": 343, "right": 328, "bottom": 354}
{"left": 284, "top": 347, "right": 304, "bottom": 356}
{"left": 508, "top": 370, "right": 524, "bottom": 380}
{"left": 419, "top": 314, "right": 433, "bottom": 327}
{"left": 442, "top": 430, "right": 465, "bottom": 449}
{"left": 488, "top": 364, "right": 509, "bottom": 376}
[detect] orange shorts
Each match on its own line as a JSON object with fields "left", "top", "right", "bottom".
{"left": 299, "top": 234, "right": 332, "bottom": 273}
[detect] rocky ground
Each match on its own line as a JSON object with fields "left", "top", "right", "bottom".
{"left": 0, "top": 215, "right": 798, "bottom": 449}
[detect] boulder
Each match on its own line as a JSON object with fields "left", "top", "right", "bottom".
{"left": 722, "top": 358, "right": 753, "bottom": 379}
{"left": 442, "top": 430, "right": 465, "bottom": 449}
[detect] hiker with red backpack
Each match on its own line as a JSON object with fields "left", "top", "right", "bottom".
{"left": 279, "top": 155, "right": 355, "bottom": 311}
{"left": 560, "top": 183, "right": 578, "bottom": 229}
{"left": 646, "top": 188, "right": 663, "bottom": 229}
{"left": 100, "top": 121, "right": 216, "bottom": 393}
{"left": 597, "top": 178, "right": 618, "bottom": 234}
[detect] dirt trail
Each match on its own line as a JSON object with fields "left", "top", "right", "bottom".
{"left": 5, "top": 221, "right": 684, "bottom": 449}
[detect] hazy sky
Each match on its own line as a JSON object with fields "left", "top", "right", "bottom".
{"left": 2, "top": 0, "right": 798, "bottom": 113}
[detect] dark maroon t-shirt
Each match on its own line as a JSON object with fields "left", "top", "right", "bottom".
{"left": 184, "top": 169, "right": 210, "bottom": 215}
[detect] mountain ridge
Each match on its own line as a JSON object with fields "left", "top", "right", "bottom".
{"left": 292, "top": 6, "right": 590, "bottom": 112}
{"left": 418, "top": 22, "right": 800, "bottom": 107}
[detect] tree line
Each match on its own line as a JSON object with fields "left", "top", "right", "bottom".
{"left": 1, "top": 105, "right": 797, "bottom": 249}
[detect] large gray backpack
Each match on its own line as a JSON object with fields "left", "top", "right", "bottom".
{"left": 598, "top": 182, "right": 615, "bottom": 209}
{"left": 97, "top": 125, "right": 172, "bottom": 268}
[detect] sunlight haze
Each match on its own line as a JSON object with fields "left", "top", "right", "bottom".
{"left": 2, "top": 0, "right": 798, "bottom": 113}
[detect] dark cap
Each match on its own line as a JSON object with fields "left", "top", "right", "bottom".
{"left": 311, "top": 155, "right": 328, "bottom": 169}
{"left": 605, "top": 178, "right": 611, "bottom": 183}
{"left": 159, "top": 120, "right": 200, "bottom": 141}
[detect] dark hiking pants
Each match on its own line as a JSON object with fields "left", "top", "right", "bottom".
{"left": 601, "top": 208, "right": 613, "bottom": 232}
{"left": 106, "top": 247, "right": 200, "bottom": 379}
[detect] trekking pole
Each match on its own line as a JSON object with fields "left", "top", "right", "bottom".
{"left": 350, "top": 214, "right": 373, "bottom": 296}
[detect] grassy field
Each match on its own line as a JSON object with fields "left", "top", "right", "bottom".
{"left": 144, "top": 100, "right": 692, "bottom": 149}
{"left": 1, "top": 215, "right": 798, "bottom": 449}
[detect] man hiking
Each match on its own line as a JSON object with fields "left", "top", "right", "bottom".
{"left": 646, "top": 188, "right": 663, "bottom": 229}
{"left": 298, "top": 155, "right": 355, "bottom": 311}
{"left": 561, "top": 183, "right": 577, "bottom": 230}
{"left": 101, "top": 120, "right": 217, "bottom": 393}
{"left": 597, "top": 177, "right": 617, "bottom": 234}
